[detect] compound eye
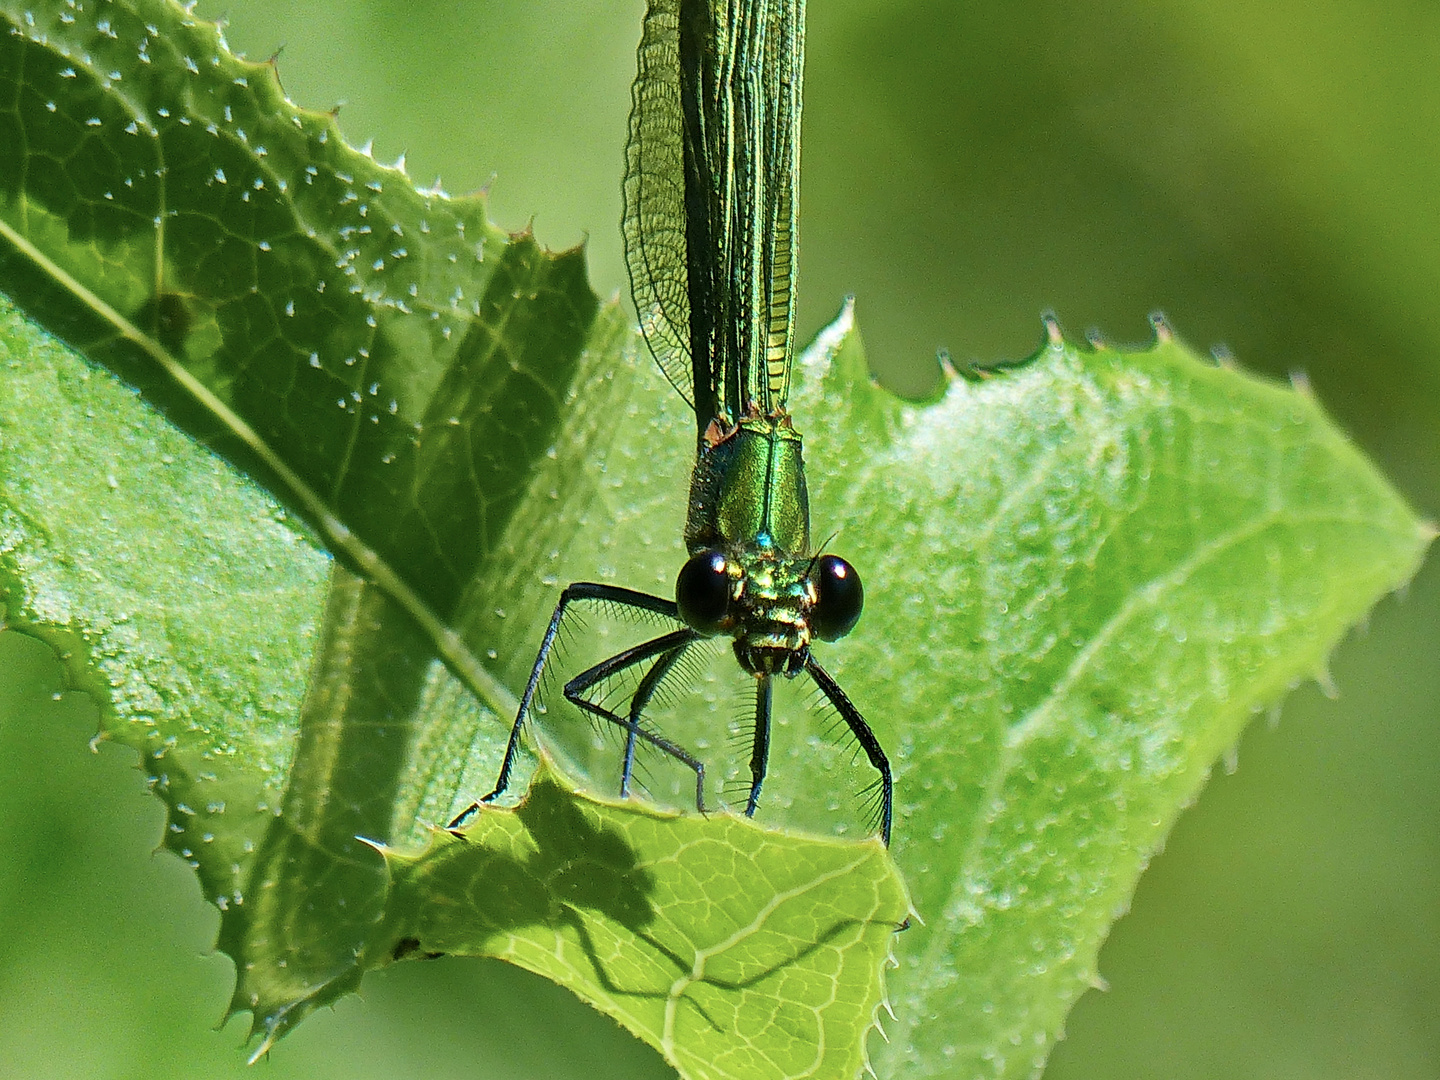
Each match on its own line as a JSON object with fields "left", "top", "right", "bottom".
{"left": 811, "top": 555, "right": 864, "bottom": 641}
{"left": 676, "top": 549, "right": 733, "bottom": 634}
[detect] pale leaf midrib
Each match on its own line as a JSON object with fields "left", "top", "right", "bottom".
{"left": 0, "top": 213, "right": 519, "bottom": 724}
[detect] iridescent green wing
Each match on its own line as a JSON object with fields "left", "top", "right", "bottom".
{"left": 743, "top": 0, "right": 805, "bottom": 418}
{"left": 623, "top": 0, "right": 805, "bottom": 427}
{"left": 623, "top": 0, "right": 706, "bottom": 420}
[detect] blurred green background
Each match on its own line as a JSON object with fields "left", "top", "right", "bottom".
{"left": 1, "top": 0, "right": 1436, "bottom": 1077}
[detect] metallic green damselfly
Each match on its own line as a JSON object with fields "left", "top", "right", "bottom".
{"left": 454, "top": 0, "right": 892, "bottom": 843}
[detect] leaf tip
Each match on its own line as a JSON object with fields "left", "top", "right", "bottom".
{"left": 354, "top": 833, "right": 388, "bottom": 855}
{"left": 244, "top": 1032, "right": 278, "bottom": 1066}
{"left": 797, "top": 295, "right": 857, "bottom": 380}
{"left": 1148, "top": 309, "right": 1175, "bottom": 343}
{"left": 1266, "top": 700, "right": 1285, "bottom": 730}
{"left": 1211, "top": 342, "right": 1238, "bottom": 369}
{"left": 936, "top": 347, "right": 960, "bottom": 382}
{"left": 1041, "top": 309, "right": 1064, "bottom": 348}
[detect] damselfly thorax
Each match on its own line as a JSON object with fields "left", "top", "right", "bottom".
{"left": 679, "top": 408, "right": 861, "bottom": 676}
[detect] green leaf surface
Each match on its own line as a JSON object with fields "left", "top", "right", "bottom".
{"left": 378, "top": 765, "right": 908, "bottom": 1080}
{"left": 797, "top": 315, "right": 1432, "bottom": 1077}
{"left": 0, "top": 0, "right": 911, "bottom": 1071}
{"left": 495, "top": 299, "right": 1432, "bottom": 1076}
{"left": 0, "top": 0, "right": 604, "bottom": 1045}
{"left": 0, "top": 1, "right": 1432, "bottom": 1079}
{"left": 0, "top": 292, "right": 911, "bottom": 1078}
{"left": 0, "top": 0, "right": 597, "bottom": 706}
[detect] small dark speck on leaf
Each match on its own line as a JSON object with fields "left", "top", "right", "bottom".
{"left": 137, "top": 293, "right": 191, "bottom": 354}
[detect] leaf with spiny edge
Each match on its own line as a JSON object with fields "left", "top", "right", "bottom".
{"left": 367, "top": 762, "right": 910, "bottom": 1080}
{"left": 791, "top": 305, "right": 1433, "bottom": 1078}
{"left": 0, "top": 0, "right": 915, "bottom": 1069}
{"left": 0, "top": 0, "right": 598, "bottom": 1050}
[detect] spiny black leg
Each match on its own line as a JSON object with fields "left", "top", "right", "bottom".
{"left": 448, "top": 582, "right": 679, "bottom": 830}
{"left": 745, "top": 675, "right": 772, "bottom": 817}
{"left": 620, "top": 642, "right": 693, "bottom": 799}
{"left": 564, "top": 628, "right": 708, "bottom": 812}
{"left": 806, "top": 657, "right": 892, "bottom": 846}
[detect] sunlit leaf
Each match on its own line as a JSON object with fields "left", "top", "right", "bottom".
{"left": 376, "top": 765, "right": 908, "bottom": 1080}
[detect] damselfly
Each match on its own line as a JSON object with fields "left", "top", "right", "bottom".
{"left": 454, "top": 0, "right": 892, "bottom": 843}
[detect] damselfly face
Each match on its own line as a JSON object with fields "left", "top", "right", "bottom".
{"left": 675, "top": 544, "right": 865, "bottom": 677}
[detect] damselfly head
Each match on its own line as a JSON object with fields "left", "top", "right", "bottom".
{"left": 675, "top": 546, "right": 865, "bottom": 675}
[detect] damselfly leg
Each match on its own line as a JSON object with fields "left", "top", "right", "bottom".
{"left": 448, "top": 582, "right": 693, "bottom": 829}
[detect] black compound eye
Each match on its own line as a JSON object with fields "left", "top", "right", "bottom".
{"left": 676, "top": 549, "right": 732, "bottom": 633}
{"left": 811, "top": 554, "right": 863, "bottom": 642}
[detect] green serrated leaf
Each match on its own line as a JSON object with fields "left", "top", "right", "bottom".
{"left": 0, "top": 0, "right": 597, "bottom": 709}
{"left": 798, "top": 311, "right": 1433, "bottom": 1077}
{"left": 0, "top": 292, "right": 910, "bottom": 1080}
{"left": 466, "top": 300, "right": 1432, "bottom": 1077}
{"left": 0, "top": 292, "right": 326, "bottom": 893}
{"left": 374, "top": 762, "right": 909, "bottom": 1080}
{"left": 3, "top": 276, "right": 1432, "bottom": 1078}
{"left": 0, "top": 0, "right": 917, "bottom": 1069}
{"left": 0, "top": 0, "right": 602, "bottom": 1048}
